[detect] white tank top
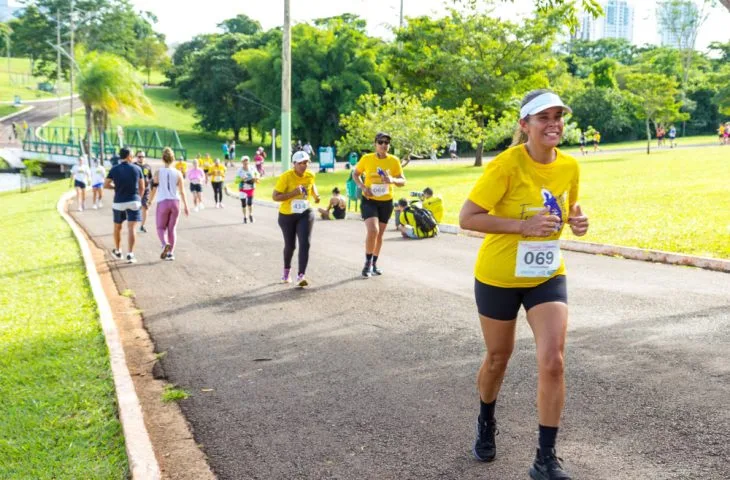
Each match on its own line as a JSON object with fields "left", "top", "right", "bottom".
{"left": 156, "top": 167, "right": 180, "bottom": 202}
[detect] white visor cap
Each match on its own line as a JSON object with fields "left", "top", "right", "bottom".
{"left": 519, "top": 92, "right": 572, "bottom": 120}
{"left": 292, "top": 151, "right": 310, "bottom": 163}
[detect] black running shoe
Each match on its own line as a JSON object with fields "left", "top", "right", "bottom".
{"left": 361, "top": 264, "right": 372, "bottom": 278}
{"left": 371, "top": 265, "right": 383, "bottom": 275}
{"left": 529, "top": 448, "right": 571, "bottom": 480}
{"left": 472, "top": 418, "right": 498, "bottom": 462}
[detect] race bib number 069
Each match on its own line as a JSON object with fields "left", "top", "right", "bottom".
{"left": 370, "top": 184, "right": 389, "bottom": 197}
{"left": 515, "top": 240, "right": 561, "bottom": 278}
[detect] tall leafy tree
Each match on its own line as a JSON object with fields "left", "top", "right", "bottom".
{"left": 135, "top": 34, "right": 169, "bottom": 84}
{"left": 624, "top": 72, "right": 687, "bottom": 154}
{"left": 388, "top": 9, "right": 562, "bottom": 165}
{"left": 217, "top": 14, "right": 262, "bottom": 35}
{"left": 235, "top": 15, "right": 387, "bottom": 148}
{"left": 76, "top": 48, "right": 151, "bottom": 158}
{"left": 177, "top": 33, "right": 259, "bottom": 142}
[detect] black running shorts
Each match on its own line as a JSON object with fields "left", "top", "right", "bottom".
{"left": 474, "top": 275, "right": 567, "bottom": 321}
{"left": 361, "top": 197, "right": 394, "bottom": 224}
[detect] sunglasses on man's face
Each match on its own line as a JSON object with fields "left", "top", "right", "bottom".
{"left": 377, "top": 140, "right": 390, "bottom": 145}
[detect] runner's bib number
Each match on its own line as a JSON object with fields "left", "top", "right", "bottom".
{"left": 238, "top": 191, "right": 247, "bottom": 199}
{"left": 370, "top": 184, "right": 389, "bottom": 196}
{"left": 515, "top": 240, "right": 561, "bottom": 278}
{"left": 214, "top": 176, "right": 223, "bottom": 182}
{"left": 291, "top": 199, "right": 309, "bottom": 213}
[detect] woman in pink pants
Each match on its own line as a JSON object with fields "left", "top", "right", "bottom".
{"left": 149, "top": 147, "right": 189, "bottom": 261}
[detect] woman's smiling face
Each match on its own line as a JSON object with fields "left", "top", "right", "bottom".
{"left": 520, "top": 106, "right": 565, "bottom": 148}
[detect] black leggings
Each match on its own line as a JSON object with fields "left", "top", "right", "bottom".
{"left": 278, "top": 210, "right": 315, "bottom": 274}
{"left": 212, "top": 181, "right": 223, "bottom": 203}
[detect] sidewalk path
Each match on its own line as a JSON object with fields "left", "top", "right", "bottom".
{"left": 70, "top": 174, "right": 729, "bottom": 479}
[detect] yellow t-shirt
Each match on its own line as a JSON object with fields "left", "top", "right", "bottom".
{"left": 593, "top": 133, "right": 601, "bottom": 143}
{"left": 209, "top": 164, "right": 226, "bottom": 182}
{"left": 422, "top": 195, "right": 444, "bottom": 223}
{"left": 274, "top": 170, "right": 316, "bottom": 215}
{"left": 467, "top": 144, "right": 580, "bottom": 288}
{"left": 174, "top": 160, "right": 188, "bottom": 176}
{"left": 354, "top": 153, "right": 404, "bottom": 201}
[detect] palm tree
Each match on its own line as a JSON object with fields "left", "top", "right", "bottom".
{"left": 76, "top": 48, "right": 152, "bottom": 160}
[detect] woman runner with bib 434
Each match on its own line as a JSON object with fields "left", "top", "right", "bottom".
{"left": 459, "top": 90, "right": 589, "bottom": 480}
{"left": 272, "top": 151, "right": 320, "bottom": 288}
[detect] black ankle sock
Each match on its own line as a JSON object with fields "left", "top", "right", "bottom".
{"left": 372, "top": 255, "right": 378, "bottom": 266}
{"left": 538, "top": 425, "right": 559, "bottom": 455}
{"left": 479, "top": 399, "right": 496, "bottom": 425}
{"left": 365, "top": 253, "right": 373, "bottom": 264}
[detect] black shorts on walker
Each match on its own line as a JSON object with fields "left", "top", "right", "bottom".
{"left": 360, "top": 197, "right": 394, "bottom": 224}
{"left": 474, "top": 275, "right": 567, "bottom": 320}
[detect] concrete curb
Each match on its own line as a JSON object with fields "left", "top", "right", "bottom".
{"left": 0, "top": 105, "right": 34, "bottom": 123}
{"left": 57, "top": 190, "right": 161, "bottom": 480}
{"left": 224, "top": 186, "right": 729, "bottom": 274}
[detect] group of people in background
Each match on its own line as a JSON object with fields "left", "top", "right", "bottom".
{"left": 656, "top": 124, "right": 678, "bottom": 148}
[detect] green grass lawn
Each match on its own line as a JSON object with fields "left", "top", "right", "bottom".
{"left": 0, "top": 181, "right": 129, "bottom": 478}
{"left": 0, "top": 57, "right": 72, "bottom": 102}
{"left": 0, "top": 104, "right": 22, "bottom": 118}
{"left": 48, "top": 87, "right": 276, "bottom": 160}
{"left": 560, "top": 134, "right": 719, "bottom": 155}
{"left": 254, "top": 146, "right": 730, "bottom": 259}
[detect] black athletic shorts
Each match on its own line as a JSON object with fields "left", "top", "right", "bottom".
{"left": 361, "top": 197, "right": 394, "bottom": 224}
{"left": 474, "top": 275, "right": 567, "bottom": 321}
{"left": 74, "top": 180, "right": 86, "bottom": 189}
{"left": 190, "top": 183, "right": 202, "bottom": 193}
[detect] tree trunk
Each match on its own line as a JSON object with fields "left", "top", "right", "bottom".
{"left": 400, "top": 151, "right": 411, "bottom": 167}
{"left": 248, "top": 123, "right": 253, "bottom": 142}
{"left": 473, "top": 116, "right": 485, "bottom": 167}
{"left": 646, "top": 119, "right": 651, "bottom": 155}
{"left": 474, "top": 141, "right": 484, "bottom": 167}
{"left": 233, "top": 127, "right": 240, "bottom": 142}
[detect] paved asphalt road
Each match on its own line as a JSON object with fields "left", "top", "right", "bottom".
{"left": 69, "top": 174, "right": 729, "bottom": 480}
{"left": 0, "top": 98, "right": 77, "bottom": 147}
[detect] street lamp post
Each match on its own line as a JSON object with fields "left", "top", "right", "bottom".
{"left": 281, "top": 0, "right": 291, "bottom": 171}
{"left": 69, "top": 0, "right": 75, "bottom": 135}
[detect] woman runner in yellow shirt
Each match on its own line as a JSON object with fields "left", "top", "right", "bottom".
{"left": 272, "top": 151, "right": 321, "bottom": 287}
{"left": 209, "top": 158, "right": 227, "bottom": 208}
{"left": 459, "top": 90, "right": 589, "bottom": 480}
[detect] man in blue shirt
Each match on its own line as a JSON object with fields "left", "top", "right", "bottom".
{"left": 104, "top": 147, "right": 144, "bottom": 264}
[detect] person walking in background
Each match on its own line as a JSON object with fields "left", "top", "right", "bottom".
{"left": 592, "top": 130, "right": 601, "bottom": 152}
{"left": 656, "top": 125, "right": 665, "bottom": 148}
{"left": 459, "top": 89, "right": 588, "bottom": 480}
{"left": 668, "top": 125, "right": 677, "bottom": 148}
{"left": 222, "top": 140, "right": 230, "bottom": 166}
{"left": 351, "top": 132, "right": 406, "bottom": 278}
{"left": 134, "top": 151, "right": 153, "bottom": 233}
{"left": 104, "top": 147, "right": 144, "bottom": 264}
{"left": 229, "top": 140, "right": 236, "bottom": 164}
{"left": 254, "top": 147, "right": 266, "bottom": 176}
{"left": 174, "top": 156, "right": 188, "bottom": 179}
{"left": 236, "top": 156, "right": 259, "bottom": 224}
{"left": 578, "top": 131, "right": 587, "bottom": 156}
{"left": 209, "top": 158, "right": 226, "bottom": 208}
{"left": 187, "top": 158, "right": 207, "bottom": 211}
{"left": 70, "top": 156, "right": 91, "bottom": 212}
{"left": 148, "top": 147, "right": 189, "bottom": 261}
{"left": 449, "top": 138, "right": 458, "bottom": 160}
{"left": 272, "top": 151, "right": 321, "bottom": 287}
{"left": 724, "top": 122, "right": 730, "bottom": 145}
{"left": 318, "top": 187, "right": 347, "bottom": 220}
{"left": 91, "top": 159, "right": 106, "bottom": 209}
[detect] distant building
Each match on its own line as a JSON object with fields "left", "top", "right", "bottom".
{"left": 658, "top": 0, "right": 699, "bottom": 48}
{"left": 0, "top": 0, "right": 20, "bottom": 22}
{"left": 576, "top": 0, "right": 635, "bottom": 42}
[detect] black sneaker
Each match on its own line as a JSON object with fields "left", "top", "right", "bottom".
{"left": 111, "top": 248, "right": 122, "bottom": 260}
{"left": 139, "top": 225, "right": 147, "bottom": 233}
{"left": 243, "top": 216, "right": 248, "bottom": 224}
{"left": 361, "top": 263, "right": 372, "bottom": 278}
{"left": 529, "top": 448, "right": 571, "bottom": 480}
{"left": 371, "top": 265, "right": 383, "bottom": 275}
{"left": 472, "top": 418, "right": 498, "bottom": 462}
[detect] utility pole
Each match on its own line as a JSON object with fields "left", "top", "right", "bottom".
{"left": 281, "top": 0, "right": 291, "bottom": 171}
{"left": 56, "top": 10, "right": 61, "bottom": 120}
{"left": 399, "top": 0, "right": 404, "bottom": 28}
{"left": 69, "top": 0, "right": 75, "bottom": 136}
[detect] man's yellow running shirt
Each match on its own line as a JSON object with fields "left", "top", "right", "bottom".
{"left": 354, "top": 153, "right": 403, "bottom": 201}
{"left": 174, "top": 160, "right": 188, "bottom": 175}
{"left": 209, "top": 164, "right": 226, "bottom": 182}
{"left": 275, "top": 170, "right": 316, "bottom": 215}
{"left": 467, "top": 144, "right": 580, "bottom": 288}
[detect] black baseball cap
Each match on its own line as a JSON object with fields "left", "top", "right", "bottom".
{"left": 375, "top": 132, "right": 392, "bottom": 142}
